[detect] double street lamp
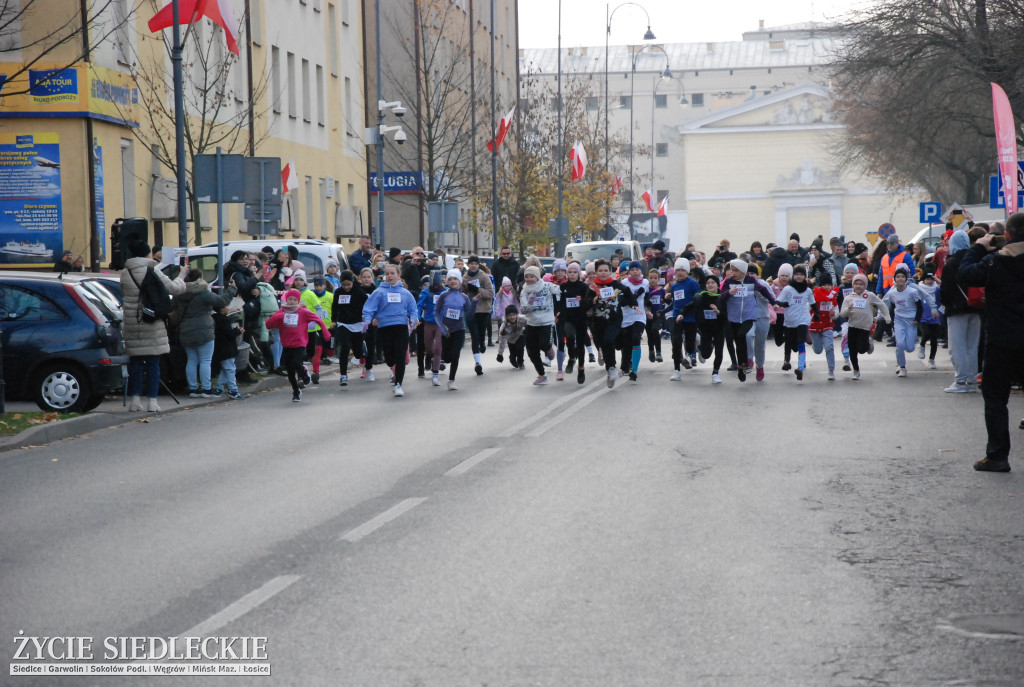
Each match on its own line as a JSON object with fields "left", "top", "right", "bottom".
{"left": 628, "top": 45, "right": 671, "bottom": 220}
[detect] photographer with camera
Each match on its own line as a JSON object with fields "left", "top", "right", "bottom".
{"left": 956, "top": 213, "right": 1024, "bottom": 473}
{"left": 401, "top": 246, "right": 431, "bottom": 299}
{"left": 712, "top": 239, "right": 737, "bottom": 265}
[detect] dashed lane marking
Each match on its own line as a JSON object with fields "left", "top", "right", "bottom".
{"left": 340, "top": 498, "right": 427, "bottom": 543}
{"left": 496, "top": 379, "right": 605, "bottom": 437}
{"left": 445, "top": 448, "right": 502, "bottom": 477}
{"left": 177, "top": 575, "right": 303, "bottom": 639}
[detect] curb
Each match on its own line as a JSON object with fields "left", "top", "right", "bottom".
{"left": 0, "top": 372, "right": 297, "bottom": 453}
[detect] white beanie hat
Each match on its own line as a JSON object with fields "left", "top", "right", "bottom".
{"left": 777, "top": 263, "right": 794, "bottom": 278}
{"left": 674, "top": 257, "right": 690, "bottom": 271}
{"left": 729, "top": 258, "right": 748, "bottom": 275}
{"left": 447, "top": 268, "right": 463, "bottom": 284}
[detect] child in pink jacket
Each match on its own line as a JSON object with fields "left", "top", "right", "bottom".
{"left": 266, "top": 289, "right": 330, "bottom": 402}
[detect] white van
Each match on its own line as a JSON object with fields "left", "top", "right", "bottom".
{"left": 178, "top": 239, "right": 349, "bottom": 285}
{"left": 564, "top": 239, "right": 643, "bottom": 265}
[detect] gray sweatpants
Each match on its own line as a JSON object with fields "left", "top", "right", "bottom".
{"left": 947, "top": 313, "right": 981, "bottom": 385}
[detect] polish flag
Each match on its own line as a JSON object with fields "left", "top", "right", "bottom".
{"left": 640, "top": 189, "right": 654, "bottom": 212}
{"left": 657, "top": 195, "right": 669, "bottom": 217}
{"left": 281, "top": 159, "right": 298, "bottom": 194}
{"left": 149, "top": 0, "right": 241, "bottom": 56}
{"left": 569, "top": 141, "right": 588, "bottom": 181}
{"left": 487, "top": 106, "right": 515, "bottom": 153}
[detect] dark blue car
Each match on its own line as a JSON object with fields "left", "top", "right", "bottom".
{"left": 0, "top": 273, "right": 127, "bottom": 412}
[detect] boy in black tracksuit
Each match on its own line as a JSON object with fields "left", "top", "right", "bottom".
{"left": 684, "top": 274, "right": 727, "bottom": 382}
{"left": 331, "top": 270, "right": 369, "bottom": 385}
{"left": 556, "top": 264, "right": 594, "bottom": 384}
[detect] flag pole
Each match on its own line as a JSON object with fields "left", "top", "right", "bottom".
{"left": 172, "top": 0, "right": 189, "bottom": 263}
{"left": 555, "top": 0, "right": 564, "bottom": 255}
{"left": 489, "top": 0, "right": 499, "bottom": 253}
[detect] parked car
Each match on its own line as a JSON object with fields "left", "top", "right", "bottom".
{"left": 171, "top": 239, "right": 349, "bottom": 286}
{"left": 564, "top": 239, "right": 644, "bottom": 265}
{"left": 0, "top": 272, "right": 127, "bottom": 412}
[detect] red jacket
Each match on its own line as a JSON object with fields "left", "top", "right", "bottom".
{"left": 266, "top": 307, "right": 329, "bottom": 348}
{"left": 809, "top": 286, "right": 839, "bottom": 332}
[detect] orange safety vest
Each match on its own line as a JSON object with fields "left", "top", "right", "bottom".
{"left": 880, "top": 250, "right": 907, "bottom": 290}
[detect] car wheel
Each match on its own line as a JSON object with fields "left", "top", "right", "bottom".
{"left": 32, "top": 364, "right": 93, "bottom": 413}
{"left": 83, "top": 393, "right": 106, "bottom": 412}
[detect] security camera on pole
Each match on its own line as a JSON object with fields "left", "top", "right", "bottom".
{"left": 366, "top": 98, "right": 408, "bottom": 249}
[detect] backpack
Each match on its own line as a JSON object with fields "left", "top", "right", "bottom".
{"left": 129, "top": 266, "right": 173, "bottom": 323}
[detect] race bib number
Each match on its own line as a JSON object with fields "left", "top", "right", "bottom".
{"left": 658, "top": 278, "right": 666, "bottom": 286}
{"left": 791, "top": 294, "right": 805, "bottom": 304}
{"left": 566, "top": 297, "right": 581, "bottom": 308}
{"left": 852, "top": 299, "right": 867, "bottom": 309}
{"left": 283, "top": 312, "right": 299, "bottom": 327}
{"left": 468, "top": 279, "right": 480, "bottom": 288}
{"left": 819, "top": 302, "right": 832, "bottom": 312}
{"left": 432, "top": 294, "right": 440, "bottom": 304}
{"left": 316, "top": 305, "right": 328, "bottom": 319}
{"left": 445, "top": 308, "right": 462, "bottom": 320}
{"left": 703, "top": 309, "right": 717, "bottom": 320}
{"left": 650, "top": 296, "right": 662, "bottom": 305}
{"left": 599, "top": 287, "right": 614, "bottom": 299}
{"left": 842, "top": 287, "right": 854, "bottom": 298}
{"left": 387, "top": 293, "right": 402, "bottom": 303}
{"left": 734, "top": 284, "right": 752, "bottom": 297}
{"left": 337, "top": 295, "right": 351, "bottom": 305}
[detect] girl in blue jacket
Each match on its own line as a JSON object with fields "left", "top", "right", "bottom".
{"left": 362, "top": 264, "right": 419, "bottom": 397}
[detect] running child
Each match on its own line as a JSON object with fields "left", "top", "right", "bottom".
{"left": 838, "top": 273, "right": 891, "bottom": 380}
{"left": 646, "top": 269, "right": 667, "bottom": 363}
{"left": 496, "top": 304, "right": 527, "bottom": 370}
{"left": 775, "top": 265, "right": 813, "bottom": 381}
{"left": 588, "top": 258, "right": 640, "bottom": 388}
{"left": 361, "top": 264, "right": 419, "bottom": 397}
{"left": 301, "top": 276, "right": 333, "bottom": 384}
{"left": 685, "top": 273, "right": 726, "bottom": 384}
{"left": 265, "top": 289, "right": 330, "bottom": 402}
{"left": 746, "top": 262, "right": 774, "bottom": 382}
{"left": 668, "top": 257, "right": 700, "bottom": 380}
{"left": 771, "top": 263, "right": 793, "bottom": 370}
{"left": 881, "top": 264, "right": 924, "bottom": 377}
{"left": 519, "top": 265, "right": 561, "bottom": 385}
{"left": 557, "top": 262, "right": 593, "bottom": 384}
{"left": 619, "top": 261, "right": 650, "bottom": 382}
{"left": 915, "top": 266, "right": 942, "bottom": 370}
{"left": 809, "top": 271, "right": 839, "bottom": 380}
{"left": 332, "top": 270, "right": 369, "bottom": 387}
{"left": 719, "top": 259, "right": 776, "bottom": 382}
{"left": 416, "top": 270, "right": 445, "bottom": 386}
{"left": 436, "top": 268, "right": 472, "bottom": 390}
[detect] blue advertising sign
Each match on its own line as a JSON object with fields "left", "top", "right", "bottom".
{"left": 989, "top": 162, "right": 1024, "bottom": 209}
{"left": 93, "top": 137, "right": 105, "bottom": 259}
{"left": 369, "top": 171, "right": 424, "bottom": 195}
{"left": 919, "top": 202, "right": 942, "bottom": 223}
{"left": 28, "top": 68, "right": 79, "bottom": 104}
{"left": 0, "top": 133, "right": 62, "bottom": 266}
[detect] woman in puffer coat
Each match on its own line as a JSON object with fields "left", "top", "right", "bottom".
{"left": 175, "top": 269, "right": 237, "bottom": 398}
{"left": 121, "top": 240, "right": 186, "bottom": 412}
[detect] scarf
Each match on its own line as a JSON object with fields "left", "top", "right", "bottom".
{"left": 627, "top": 275, "right": 644, "bottom": 286}
{"left": 281, "top": 302, "right": 300, "bottom": 313}
{"left": 594, "top": 275, "right": 614, "bottom": 286}
{"left": 790, "top": 279, "right": 810, "bottom": 293}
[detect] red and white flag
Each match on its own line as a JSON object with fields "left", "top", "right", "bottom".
{"left": 487, "top": 106, "right": 515, "bottom": 153}
{"left": 611, "top": 174, "right": 622, "bottom": 195}
{"left": 149, "top": 0, "right": 241, "bottom": 56}
{"left": 569, "top": 141, "right": 588, "bottom": 181}
{"left": 657, "top": 195, "right": 669, "bottom": 217}
{"left": 281, "top": 159, "right": 298, "bottom": 194}
{"left": 640, "top": 189, "right": 654, "bottom": 212}
{"left": 992, "top": 82, "right": 1019, "bottom": 215}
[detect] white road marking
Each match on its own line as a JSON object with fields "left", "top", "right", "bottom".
{"left": 526, "top": 386, "right": 611, "bottom": 437}
{"left": 178, "top": 575, "right": 303, "bottom": 638}
{"left": 497, "top": 380, "right": 605, "bottom": 437}
{"left": 445, "top": 447, "right": 502, "bottom": 477}
{"left": 340, "top": 498, "right": 427, "bottom": 542}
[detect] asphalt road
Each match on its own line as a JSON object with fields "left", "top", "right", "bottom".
{"left": 1, "top": 343, "right": 1022, "bottom": 686}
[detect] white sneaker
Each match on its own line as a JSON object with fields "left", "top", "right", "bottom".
{"left": 366, "top": 370, "right": 375, "bottom": 382}
{"left": 966, "top": 384, "right": 980, "bottom": 393}
{"left": 928, "top": 359, "right": 937, "bottom": 370}
{"left": 393, "top": 383, "right": 404, "bottom": 397}
{"left": 146, "top": 398, "right": 161, "bottom": 412}
{"left": 339, "top": 375, "right": 348, "bottom": 386}
{"left": 852, "top": 370, "right": 861, "bottom": 381}
{"left": 432, "top": 373, "right": 441, "bottom": 387}
{"left": 896, "top": 367, "right": 907, "bottom": 377}
{"left": 670, "top": 370, "right": 682, "bottom": 381}
{"left": 917, "top": 345, "right": 926, "bottom": 359}
{"left": 128, "top": 395, "right": 143, "bottom": 412}
{"left": 711, "top": 373, "right": 722, "bottom": 384}
{"left": 698, "top": 352, "right": 706, "bottom": 364}
{"left": 944, "top": 382, "right": 970, "bottom": 393}
{"left": 606, "top": 367, "right": 618, "bottom": 389}
{"left": 447, "top": 380, "right": 457, "bottom": 391}
{"left": 827, "top": 371, "right": 836, "bottom": 381}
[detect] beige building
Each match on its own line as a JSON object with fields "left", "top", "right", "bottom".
{"left": 0, "top": 0, "right": 368, "bottom": 269}
{"left": 363, "top": 0, "right": 519, "bottom": 254}
{"left": 519, "top": 22, "right": 925, "bottom": 254}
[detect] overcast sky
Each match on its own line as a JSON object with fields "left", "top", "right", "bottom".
{"left": 517, "top": 0, "right": 870, "bottom": 49}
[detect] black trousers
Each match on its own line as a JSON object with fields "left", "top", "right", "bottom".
{"left": 646, "top": 313, "right": 665, "bottom": 354}
{"left": 467, "top": 312, "right": 489, "bottom": 355}
{"left": 847, "top": 327, "right": 871, "bottom": 372}
{"left": 730, "top": 320, "right": 754, "bottom": 368}
{"left": 982, "top": 344, "right": 1024, "bottom": 462}
{"left": 442, "top": 329, "right": 465, "bottom": 380}
{"left": 378, "top": 324, "right": 410, "bottom": 385}
{"left": 618, "top": 321, "right": 646, "bottom": 372}
{"left": 698, "top": 324, "right": 724, "bottom": 372}
{"left": 920, "top": 322, "right": 941, "bottom": 360}
{"left": 671, "top": 320, "right": 697, "bottom": 370}
{"left": 525, "top": 324, "right": 553, "bottom": 376}
{"left": 590, "top": 319, "right": 621, "bottom": 370}
{"left": 281, "top": 346, "right": 306, "bottom": 395}
{"left": 771, "top": 313, "right": 791, "bottom": 361}
{"left": 334, "top": 328, "right": 367, "bottom": 375}
{"left": 507, "top": 337, "right": 525, "bottom": 368}
{"left": 563, "top": 319, "right": 587, "bottom": 367}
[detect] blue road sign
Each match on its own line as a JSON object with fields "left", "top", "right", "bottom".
{"left": 989, "top": 163, "right": 1024, "bottom": 209}
{"left": 919, "top": 202, "right": 942, "bottom": 223}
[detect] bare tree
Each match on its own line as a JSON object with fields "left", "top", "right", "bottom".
{"left": 829, "top": 0, "right": 1024, "bottom": 204}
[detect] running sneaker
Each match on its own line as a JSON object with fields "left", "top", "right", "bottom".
{"left": 556, "top": 371, "right": 564, "bottom": 381}
{"left": 655, "top": 354, "right": 663, "bottom": 363}
{"left": 475, "top": 363, "right": 483, "bottom": 376}
{"left": 340, "top": 375, "right": 348, "bottom": 386}
{"left": 690, "top": 355, "right": 697, "bottom": 368}
{"left": 852, "top": 370, "right": 861, "bottom": 381}
{"left": 928, "top": 359, "right": 937, "bottom": 370}
{"left": 944, "top": 382, "right": 970, "bottom": 393}
{"left": 577, "top": 367, "right": 585, "bottom": 384}
{"left": 448, "top": 380, "right": 458, "bottom": 391}
{"left": 842, "top": 361, "right": 851, "bottom": 372}
{"left": 366, "top": 370, "right": 375, "bottom": 382}
{"left": 868, "top": 340, "right": 875, "bottom": 354}
{"left": 311, "top": 372, "right": 319, "bottom": 385}
{"left": 737, "top": 367, "right": 746, "bottom": 382}
{"left": 896, "top": 367, "right": 907, "bottom": 377}
{"left": 917, "top": 345, "right": 926, "bottom": 359}
{"left": 756, "top": 367, "right": 764, "bottom": 382}
{"left": 727, "top": 363, "right": 738, "bottom": 372}
{"left": 973, "top": 458, "right": 1011, "bottom": 472}
{"left": 827, "top": 371, "right": 835, "bottom": 381}
{"left": 670, "top": 370, "right": 682, "bottom": 381}
{"left": 598, "top": 353, "right": 604, "bottom": 366}
{"left": 534, "top": 376, "right": 548, "bottom": 385}
{"left": 606, "top": 367, "right": 618, "bottom": 389}
{"left": 795, "top": 368, "right": 803, "bottom": 381}
{"left": 781, "top": 361, "right": 792, "bottom": 371}
{"left": 680, "top": 357, "right": 692, "bottom": 369}
{"left": 360, "top": 369, "right": 367, "bottom": 379}
{"left": 292, "top": 390, "right": 302, "bottom": 402}
{"left": 227, "top": 390, "right": 244, "bottom": 400}
{"left": 589, "top": 352, "right": 596, "bottom": 363}
{"left": 747, "top": 358, "right": 754, "bottom": 370}
{"left": 432, "top": 374, "right": 441, "bottom": 387}
{"left": 566, "top": 357, "right": 576, "bottom": 371}
{"left": 711, "top": 373, "right": 723, "bottom": 384}
{"left": 649, "top": 351, "right": 656, "bottom": 363}
{"left": 697, "top": 352, "right": 706, "bottom": 364}
{"left": 628, "top": 371, "right": 638, "bottom": 382}
{"left": 440, "top": 362, "right": 447, "bottom": 371}
{"left": 393, "top": 383, "right": 404, "bottom": 397}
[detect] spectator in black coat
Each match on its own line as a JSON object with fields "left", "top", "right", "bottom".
{"left": 762, "top": 246, "right": 789, "bottom": 280}
{"left": 957, "top": 213, "right": 1024, "bottom": 472}
{"left": 490, "top": 246, "right": 520, "bottom": 294}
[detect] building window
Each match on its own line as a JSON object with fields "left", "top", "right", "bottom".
{"left": 319, "top": 179, "right": 327, "bottom": 237}
{"left": 619, "top": 95, "right": 632, "bottom": 109}
{"left": 301, "top": 59, "right": 311, "bottom": 122}
{"left": 656, "top": 143, "right": 668, "bottom": 157}
{"left": 114, "top": 0, "right": 130, "bottom": 64}
{"left": 341, "top": 0, "right": 350, "bottom": 25}
{"left": 328, "top": 4, "right": 339, "bottom": 76}
{"left": 271, "top": 46, "right": 281, "bottom": 113}
{"left": 287, "top": 52, "right": 297, "bottom": 118}
{"left": 305, "top": 177, "right": 314, "bottom": 237}
{"left": 344, "top": 77, "right": 353, "bottom": 138}
{"left": 691, "top": 92, "right": 704, "bottom": 107}
{"left": 657, "top": 189, "right": 668, "bottom": 202}
{"left": 621, "top": 190, "right": 633, "bottom": 203}
{"left": 250, "top": 0, "right": 263, "bottom": 45}
{"left": 654, "top": 94, "right": 667, "bottom": 108}
{"left": 316, "top": 65, "right": 325, "bottom": 126}
{"left": 586, "top": 96, "right": 599, "bottom": 111}
{"left": 620, "top": 144, "right": 632, "bottom": 157}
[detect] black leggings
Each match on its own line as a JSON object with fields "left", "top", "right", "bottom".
{"left": 591, "top": 319, "right": 621, "bottom": 370}
{"left": 848, "top": 327, "right": 871, "bottom": 372}
{"left": 920, "top": 322, "right": 941, "bottom": 360}
{"left": 771, "top": 313, "right": 791, "bottom": 361}
{"left": 618, "top": 321, "right": 646, "bottom": 372}
{"left": 525, "top": 325, "right": 553, "bottom": 376}
{"left": 281, "top": 346, "right": 306, "bottom": 395}
{"left": 442, "top": 329, "right": 465, "bottom": 380}
{"left": 698, "top": 324, "right": 725, "bottom": 372}
{"left": 730, "top": 320, "right": 754, "bottom": 368}
{"left": 334, "top": 328, "right": 367, "bottom": 375}
{"left": 468, "top": 312, "right": 489, "bottom": 354}
{"left": 563, "top": 319, "right": 587, "bottom": 367}
{"left": 378, "top": 324, "right": 410, "bottom": 385}
{"left": 671, "top": 320, "right": 696, "bottom": 370}
{"left": 646, "top": 314, "right": 665, "bottom": 355}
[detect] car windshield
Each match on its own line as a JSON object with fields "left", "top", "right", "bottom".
{"left": 80, "top": 280, "right": 123, "bottom": 321}
{"left": 565, "top": 244, "right": 628, "bottom": 262}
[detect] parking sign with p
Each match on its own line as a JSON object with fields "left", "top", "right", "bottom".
{"left": 919, "top": 202, "right": 942, "bottom": 223}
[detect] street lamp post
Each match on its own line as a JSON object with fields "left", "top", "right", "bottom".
{"left": 650, "top": 74, "right": 674, "bottom": 238}
{"left": 606, "top": 3, "right": 654, "bottom": 234}
{"left": 628, "top": 45, "right": 670, "bottom": 234}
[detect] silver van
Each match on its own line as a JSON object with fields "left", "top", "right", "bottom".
{"left": 177, "top": 239, "right": 349, "bottom": 285}
{"left": 564, "top": 239, "right": 643, "bottom": 264}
